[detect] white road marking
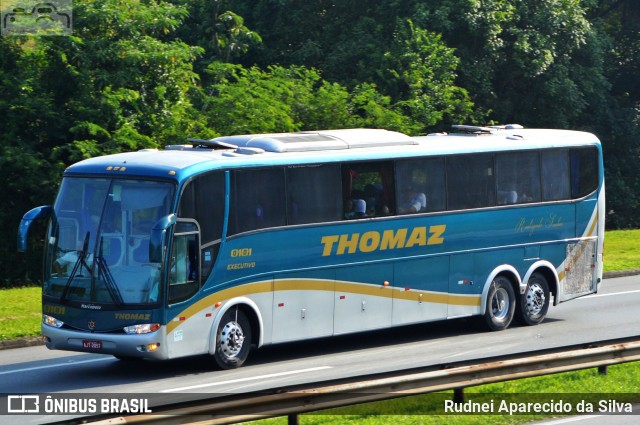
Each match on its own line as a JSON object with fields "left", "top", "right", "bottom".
{"left": 161, "top": 366, "right": 333, "bottom": 393}
{"left": 578, "top": 289, "right": 640, "bottom": 299}
{"left": 534, "top": 415, "right": 601, "bottom": 424}
{"left": 0, "top": 357, "right": 113, "bottom": 375}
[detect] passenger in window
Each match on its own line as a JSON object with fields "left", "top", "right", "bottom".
{"left": 364, "top": 183, "right": 383, "bottom": 214}
{"left": 344, "top": 199, "right": 356, "bottom": 219}
{"left": 498, "top": 190, "right": 518, "bottom": 205}
{"left": 353, "top": 199, "right": 367, "bottom": 218}
{"left": 398, "top": 187, "right": 426, "bottom": 214}
{"left": 53, "top": 241, "right": 94, "bottom": 276}
{"left": 345, "top": 198, "right": 367, "bottom": 219}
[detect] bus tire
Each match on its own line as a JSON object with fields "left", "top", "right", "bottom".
{"left": 483, "top": 276, "right": 515, "bottom": 331}
{"left": 518, "top": 273, "right": 550, "bottom": 325}
{"left": 213, "top": 308, "right": 252, "bottom": 369}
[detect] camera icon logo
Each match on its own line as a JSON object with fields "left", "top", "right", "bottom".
{"left": 1, "top": 0, "right": 72, "bottom": 36}
{"left": 7, "top": 395, "right": 40, "bottom": 413}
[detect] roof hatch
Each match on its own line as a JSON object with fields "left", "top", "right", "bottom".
{"left": 209, "top": 128, "right": 417, "bottom": 153}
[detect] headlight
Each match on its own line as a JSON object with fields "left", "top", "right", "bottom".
{"left": 43, "top": 314, "right": 64, "bottom": 328}
{"left": 123, "top": 323, "right": 161, "bottom": 335}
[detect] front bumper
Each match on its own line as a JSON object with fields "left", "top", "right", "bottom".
{"left": 42, "top": 324, "right": 168, "bottom": 360}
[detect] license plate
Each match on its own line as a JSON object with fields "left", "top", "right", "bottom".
{"left": 82, "top": 340, "right": 102, "bottom": 349}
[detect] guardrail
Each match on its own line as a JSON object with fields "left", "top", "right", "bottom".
{"left": 57, "top": 336, "right": 640, "bottom": 425}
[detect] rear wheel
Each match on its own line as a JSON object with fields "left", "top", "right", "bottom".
{"left": 213, "top": 308, "right": 252, "bottom": 369}
{"left": 518, "top": 273, "right": 550, "bottom": 325}
{"left": 483, "top": 276, "right": 516, "bottom": 331}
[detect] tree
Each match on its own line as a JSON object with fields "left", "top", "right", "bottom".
{"left": 382, "top": 20, "right": 479, "bottom": 131}
{"left": 198, "top": 62, "right": 415, "bottom": 135}
{"left": 175, "top": 0, "right": 262, "bottom": 65}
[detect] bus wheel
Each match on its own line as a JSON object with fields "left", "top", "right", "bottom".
{"left": 518, "top": 273, "right": 550, "bottom": 325}
{"left": 213, "top": 308, "right": 252, "bottom": 369}
{"left": 484, "top": 276, "right": 515, "bottom": 331}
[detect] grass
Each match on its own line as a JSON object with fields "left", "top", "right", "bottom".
{"left": 254, "top": 362, "right": 640, "bottom": 424}
{"left": 602, "top": 229, "right": 640, "bottom": 273}
{"left": 0, "top": 286, "right": 41, "bottom": 340}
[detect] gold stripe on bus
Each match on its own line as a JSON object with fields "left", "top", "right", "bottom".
{"left": 276, "top": 279, "right": 334, "bottom": 292}
{"left": 168, "top": 278, "right": 481, "bottom": 334}
{"left": 334, "top": 281, "right": 392, "bottom": 298}
{"left": 392, "top": 289, "right": 480, "bottom": 306}
{"left": 166, "top": 280, "right": 272, "bottom": 334}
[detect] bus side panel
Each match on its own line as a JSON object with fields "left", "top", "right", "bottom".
{"left": 272, "top": 270, "right": 335, "bottom": 343}
{"left": 165, "top": 282, "right": 274, "bottom": 358}
{"left": 575, "top": 196, "right": 597, "bottom": 239}
{"left": 392, "top": 256, "right": 449, "bottom": 325}
{"left": 557, "top": 196, "right": 599, "bottom": 302}
{"left": 334, "top": 263, "right": 393, "bottom": 334}
{"left": 165, "top": 297, "right": 211, "bottom": 359}
{"left": 448, "top": 253, "right": 478, "bottom": 318}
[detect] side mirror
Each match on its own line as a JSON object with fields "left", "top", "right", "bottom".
{"left": 149, "top": 214, "right": 177, "bottom": 263}
{"left": 17, "top": 206, "right": 52, "bottom": 252}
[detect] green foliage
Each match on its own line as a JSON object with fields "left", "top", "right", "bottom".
{"left": 3, "top": 0, "right": 640, "bottom": 286}
{"left": 383, "top": 20, "right": 479, "bottom": 130}
{"left": 199, "top": 63, "right": 417, "bottom": 135}
{"left": 413, "top": 0, "right": 597, "bottom": 126}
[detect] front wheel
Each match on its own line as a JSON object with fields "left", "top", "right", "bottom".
{"left": 517, "top": 273, "right": 550, "bottom": 325}
{"left": 483, "top": 276, "right": 516, "bottom": 331}
{"left": 213, "top": 308, "right": 252, "bottom": 369}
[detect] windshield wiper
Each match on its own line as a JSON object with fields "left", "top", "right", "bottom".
{"left": 96, "top": 237, "right": 124, "bottom": 305}
{"left": 61, "top": 232, "right": 91, "bottom": 302}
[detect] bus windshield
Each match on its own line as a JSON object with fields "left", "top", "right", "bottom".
{"left": 44, "top": 177, "right": 175, "bottom": 307}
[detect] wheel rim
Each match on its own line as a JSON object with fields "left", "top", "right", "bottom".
{"left": 219, "top": 321, "right": 245, "bottom": 358}
{"left": 491, "top": 287, "right": 510, "bottom": 320}
{"left": 525, "top": 282, "right": 546, "bottom": 317}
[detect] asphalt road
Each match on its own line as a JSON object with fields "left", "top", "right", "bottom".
{"left": 0, "top": 274, "right": 638, "bottom": 424}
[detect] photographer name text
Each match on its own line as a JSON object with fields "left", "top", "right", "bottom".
{"left": 444, "top": 399, "right": 633, "bottom": 415}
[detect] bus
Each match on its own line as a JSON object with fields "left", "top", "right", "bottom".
{"left": 18, "top": 125, "right": 605, "bottom": 369}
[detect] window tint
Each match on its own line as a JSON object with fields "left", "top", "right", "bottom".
{"left": 230, "top": 168, "right": 286, "bottom": 234}
{"left": 287, "top": 165, "right": 342, "bottom": 225}
{"left": 571, "top": 147, "right": 599, "bottom": 198}
{"left": 179, "top": 172, "right": 225, "bottom": 280}
{"left": 496, "top": 152, "right": 541, "bottom": 204}
{"left": 396, "top": 158, "right": 445, "bottom": 213}
{"left": 541, "top": 150, "right": 570, "bottom": 201}
{"left": 168, "top": 221, "right": 199, "bottom": 304}
{"left": 447, "top": 154, "right": 495, "bottom": 210}
{"left": 179, "top": 172, "right": 225, "bottom": 244}
{"left": 342, "top": 162, "right": 394, "bottom": 218}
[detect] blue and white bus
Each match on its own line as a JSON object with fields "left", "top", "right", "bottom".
{"left": 19, "top": 126, "right": 604, "bottom": 368}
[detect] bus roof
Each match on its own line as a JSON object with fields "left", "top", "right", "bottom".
{"left": 63, "top": 127, "right": 601, "bottom": 181}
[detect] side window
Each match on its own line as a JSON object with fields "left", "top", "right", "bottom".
{"left": 396, "top": 158, "right": 445, "bottom": 214}
{"left": 541, "top": 150, "right": 570, "bottom": 201}
{"left": 168, "top": 221, "right": 199, "bottom": 304}
{"left": 286, "top": 165, "right": 342, "bottom": 225}
{"left": 447, "top": 154, "right": 495, "bottom": 210}
{"left": 342, "top": 162, "right": 394, "bottom": 218}
{"left": 230, "top": 168, "right": 286, "bottom": 234}
{"left": 496, "top": 152, "right": 541, "bottom": 205}
{"left": 571, "top": 147, "right": 599, "bottom": 198}
{"left": 178, "top": 172, "right": 225, "bottom": 281}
